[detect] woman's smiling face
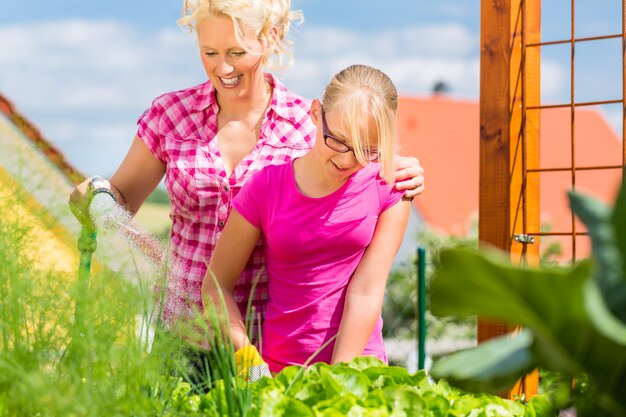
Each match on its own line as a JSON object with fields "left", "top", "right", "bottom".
{"left": 196, "top": 14, "right": 268, "bottom": 102}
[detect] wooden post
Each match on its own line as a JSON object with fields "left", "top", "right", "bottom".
{"left": 479, "top": 0, "right": 540, "bottom": 398}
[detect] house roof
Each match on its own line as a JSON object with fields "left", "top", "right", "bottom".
{"left": 0, "top": 95, "right": 83, "bottom": 185}
{"left": 0, "top": 166, "right": 79, "bottom": 273}
{"left": 0, "top": 92, "right": 163, "bottom": 276}
{"left": 396, "top": 94, "right": 623, "bottom": 259}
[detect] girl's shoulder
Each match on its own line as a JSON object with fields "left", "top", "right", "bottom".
{"left": 351, "top": 164, "right": 404, "bottom": 210}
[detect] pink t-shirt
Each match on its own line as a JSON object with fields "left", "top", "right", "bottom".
{"left": 136, "top": 74, "right": 314, "bottom": 333}
{"left": 233, "top": 159, "right": 404, "bottom": 372}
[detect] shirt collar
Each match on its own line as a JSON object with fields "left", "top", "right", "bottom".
{"left": 191, "top": 81, "right": 218, "bottom": 113}
{"left": 266, "top": 73, "right": 300, "bottom": 124}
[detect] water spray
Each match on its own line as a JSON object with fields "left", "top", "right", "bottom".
{"left": 76, "top": 175, "right": 166, "bottom": 282}
{"left": 71, "top": 176, "right": 166, "bottom": 365}
{"left": 88, "top": 176, "right": 118, "bottom": 230}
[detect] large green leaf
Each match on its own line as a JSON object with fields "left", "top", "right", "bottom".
{"left": 341, "top": 356, "right": 386, "bottom": 370}
{"left": 523, "top": 394, "right": 556, "bottom": 417}
{"left": 430, "top": 329, "right": 537, "bottom": 393}
{"left": 381, "top": 386, "right": 429, "bottom": 415}
{"left": 430, "top": 247, "right": 626, "bottom": 412}
{"left": 259, "top": 394, "right": 314, "bottom": 417}
{"left": 431, "top": 248, "right": 591, "bottom": 371}
{"left": 361, "top": 366, "right": 427, "bottom": 387}
{"left": 611, "top": 169, "right": 626, "bottom": 292}
{"left": 319, "top": 365, "right": 371, "bottom": 398}
{"left": 583, "top": 279, "right": 626, "bottom": 345}
{"left": 568, "top": 189, "right": 626, "bottom": 322}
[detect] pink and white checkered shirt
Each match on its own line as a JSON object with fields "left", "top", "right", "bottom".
{"left": 137, "top": 74, "right": 315, "bottom": 336}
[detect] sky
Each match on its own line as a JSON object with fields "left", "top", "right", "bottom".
{"left": 0, "top": 0, "right": 623, "bottom": 176}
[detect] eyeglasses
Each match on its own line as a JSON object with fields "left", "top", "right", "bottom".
{"left": 321, "top": 109, "right": 379, "bottom": 162}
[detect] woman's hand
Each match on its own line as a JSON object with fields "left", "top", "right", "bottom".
{"left": 68, "top": 176, "right": 114, "bottom": 227}
{"left": 392, "top": 155, "right": 425, "bottom": 199}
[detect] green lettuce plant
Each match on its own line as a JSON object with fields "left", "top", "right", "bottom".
{"left": 429, "top": 171, "right": 626, "bottom": 416}
{"left": 167, "top": 356, "right": 549, "bottom": 416}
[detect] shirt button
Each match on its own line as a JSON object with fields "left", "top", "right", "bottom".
{"left": 218, "top": 220, "right": 225, "bottom": 227}
{"left": 223, "top": 185, "right": 230, "bottom": 192}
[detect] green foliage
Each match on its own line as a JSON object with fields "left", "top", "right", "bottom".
{"left": 430, "top": 171, "right": 626, "bottom": 416}
{"left": 0, "top": 185, "right": 552, "bottom": 416}
{"left": 384, "top": 218, "right": 563, "bottom": 342}
{"left": 166, "top": 356, "right": 544, "bottom": 416}
{"left": 0, "top": 189, "right": 196, "bottom": 416}
{"left": 383, "top": 227, "right": 477, "bottom": 341}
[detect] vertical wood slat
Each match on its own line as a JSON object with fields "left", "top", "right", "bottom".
{"left": 570, "top": 0, "right": 577, "bottom": 261}
{"left": 479, "top": 0, "right": 540, "bottom": 398}
{"left": 515, "top": 0, "right": 541, "bottom": 398}
{"left": 623, "top": 0, "right": 626, "bottom": 167}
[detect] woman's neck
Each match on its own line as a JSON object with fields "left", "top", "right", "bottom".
{"left": 216, "top": 77, "right": 272, "bottom": 122}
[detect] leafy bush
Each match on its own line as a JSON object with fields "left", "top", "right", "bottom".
{"left": 383, "top": 218, "right": 561, "bottom": 342}
{"left": 383, "top": 228, "right": 478, "bottom": 341}
{"left": 0, "top": 183, "right": 554, "bottom": 416}
{"left": 430, "top": 171, "right": 626, "bottom": 416}
{"left": 0, "top": 187, "right": 186, "bottom": 416}
{"left": 167, "top": 357, "right": 551, "bottom": 416}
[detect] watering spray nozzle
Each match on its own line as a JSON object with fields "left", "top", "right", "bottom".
{"left": 79, "top": 176, "right": 165, "bottom": 266}
{"left": 88, "top": 175, "right": 116, "bottom": 202}
{"left": 87, "top": 175, "right": 120, "bottom": 230}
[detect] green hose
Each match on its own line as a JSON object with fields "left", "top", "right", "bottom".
{"left": 75, "top": 225, "right": 96, "bottom": 331}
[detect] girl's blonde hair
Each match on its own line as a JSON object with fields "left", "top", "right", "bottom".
{"left": 178, "top": 0, "right": 303, "bottom": 69}
{"left": 322, "top": 65, "right": 398, "bottom": 184}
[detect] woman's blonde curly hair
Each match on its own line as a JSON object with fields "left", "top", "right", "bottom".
{"left": 178, "top": 0, "right": 303, "bottom": 70}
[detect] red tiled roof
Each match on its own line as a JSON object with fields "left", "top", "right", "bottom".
{"left": 0, "top": 92, "right": 162, "bottom": 263}
{"left": 0, "top": 93, "right": 85, "bottom": 185}
{"left": 397, "top": 94, "right": 623, "bottom": 259}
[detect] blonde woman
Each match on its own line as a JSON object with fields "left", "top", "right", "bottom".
{"left": 205, "top": 65, "right": 411, "bottom": 376}
{"left": 69, "top": 1, "right": 423, "bottom": 347}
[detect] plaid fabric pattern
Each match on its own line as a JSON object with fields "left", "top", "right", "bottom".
{"left": 137, "top": 74, "right": 316, "bottom": 336}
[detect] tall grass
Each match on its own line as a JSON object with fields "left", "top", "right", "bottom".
{"left": 0, "top": 186, "right": 252, "bottom": 416}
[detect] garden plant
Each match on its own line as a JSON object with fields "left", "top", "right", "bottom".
{"left": 0, "top": 181, "right": 556, "bottom": 416}
{"left": 430, "top": 171, "right": 626, "bottom": 416}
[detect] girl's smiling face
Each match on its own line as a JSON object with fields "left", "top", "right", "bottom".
{"left": 311, "top": 99, "right": 379, "bottom": 183}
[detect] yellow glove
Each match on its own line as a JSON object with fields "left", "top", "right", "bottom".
{"left": 234, "top": 345, "right": 272, "bottom": 382}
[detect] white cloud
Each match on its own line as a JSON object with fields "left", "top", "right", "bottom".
{"left": 1, "top": 19, "right": 481, "bottom": 174}
{"left": 0, "top": 19, "right": 206, "bottom": 174}
{"left": 43, "top": 121, "right": 83, "bottom": 143}
{"left": 541, "top": 60, "right": 567, "bottom": 102}
{"left": 45, "top": 121, "right": 133, "bottom": 145}
{"left": 0, "top": 19, "right": 203, "bottom": 111}
{"left": 287, "top": 23, "right": 480, "bottom": 98}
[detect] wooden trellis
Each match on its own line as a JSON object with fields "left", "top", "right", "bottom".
{"left": 479, "top": 0, "right": 626, "bottom": 398}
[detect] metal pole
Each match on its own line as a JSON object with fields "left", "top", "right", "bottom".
{"left": 417, "top": 247, "right": 427, "bottom": 370}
